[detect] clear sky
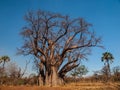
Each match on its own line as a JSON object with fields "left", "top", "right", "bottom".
{"left": 0, "top": 0, "right": 120, "bottom": 76}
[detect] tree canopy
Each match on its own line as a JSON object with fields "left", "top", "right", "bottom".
{"left": 0, "top": 55, "right": 10, "bottom": 69}
{"left": 18, "top": 10, "right": 101, "bottom": 86}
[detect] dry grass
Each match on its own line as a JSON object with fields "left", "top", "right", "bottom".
{"left": 65, "top": 82, "right": 120, "bottom": 90}
{"left": 0, "top": 82, "right": 120, "bottom": 90}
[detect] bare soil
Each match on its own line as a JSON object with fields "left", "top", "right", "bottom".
{"left": 0, "top": 86, "right": 71, "bottom": 90}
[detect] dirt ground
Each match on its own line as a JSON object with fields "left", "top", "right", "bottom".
{"left": 0, "top": 86, "right": 71, "bottom": 90}
{"left": 0, "top": 82, "right": 120, "bottom": 90}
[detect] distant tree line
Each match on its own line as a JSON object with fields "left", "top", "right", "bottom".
{"left": 0, "top": 52, "right": 120, "bottom": 85}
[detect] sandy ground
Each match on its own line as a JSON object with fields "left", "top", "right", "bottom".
{"left": 0, "top": 86, "right": 71, "bottom": 90}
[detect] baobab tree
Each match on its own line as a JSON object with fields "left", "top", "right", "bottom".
{"left": 18, "top": 10, "right": 101, "bottom": 86}
{"left": 101, "top": 52, "right": 114, "bottom": 79}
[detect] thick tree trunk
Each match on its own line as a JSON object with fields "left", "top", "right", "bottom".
{"left": 45, "top": 71, "right": 51, "bottom": 86}
{"left": 39, "top": 69, "right": 64, "bottom": 86}
{"left": 38, "top": 64, "right": 64, "bottom": 86}
{"left": 51, "top": 66, "right": 58, "bottom": 86}
{"left": 51, "top": 66, "right": 63, "bottom": 86}
{"left": 39, "top": 62, "right": 45, "bottom": 86}
{"left": 39, "top": 75, "right": 44, "bottom": 86}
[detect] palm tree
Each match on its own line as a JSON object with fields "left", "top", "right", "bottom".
{"left": 0, "top": 55, "right": 10, "bottom": 69}
{"left": 101, "top": 52, "right": 114, "bottom": 78}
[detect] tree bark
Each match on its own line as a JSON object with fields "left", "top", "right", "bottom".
{"left": 45, "top": 71, "right": 51, "bottom": 86}
{"left": 39, "top": 62, "right": 45, "bottom": 86}
{"left": 39, "top": 75, "right": 44, "bottom": 86}
{"left": 51, "top": 66, "right": 63, "bottom": 86}
{"left": 51, "top": 66, "right": 58, "bottom": 86}
{"left": 107, "top": 61, "right": 111, "bottom": 77}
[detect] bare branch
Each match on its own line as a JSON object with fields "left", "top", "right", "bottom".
{"left": 59, "top": 63, "right": 79, "bottom": 78}
{"left": 59, "top": 59, "right": 78, "bottom": 74}
{"left": 21, "top": 60, "right": 30, "bottom": 77}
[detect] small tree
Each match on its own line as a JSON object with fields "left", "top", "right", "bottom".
{"left": 101, "top": 52, "right": 114, "bottom": 80}
{"left": 0, "top": 56, "right": 10, "bottom": 77}
{"left": 101, "top": 65, "right": 108, "bottom": 82}
{"left": 113, "top": 66, "right": 120, "bottom": 76}
{"left": 77, "top": 65, "right": 88, "bottom": 78}
{"left": 112, "top": 66, "right": 120, "bottom": 81}
{"left": 0, "top": 55, "right": 10, "bottom": 85}
{"left": 71, "top": 67, "right": 78, "bottom": 83}
{"left": 71, "top": 65, "right": 88, "bottom": 82}
{"left": 6, "top": 62, "right": 19, "bottom": 78}
{"left": 0, "top": 55, "right": 10, "bottom": 69}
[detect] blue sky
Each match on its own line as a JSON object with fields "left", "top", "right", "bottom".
{"left": 0, "top": 0, "right": 120, "bottom": 76}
